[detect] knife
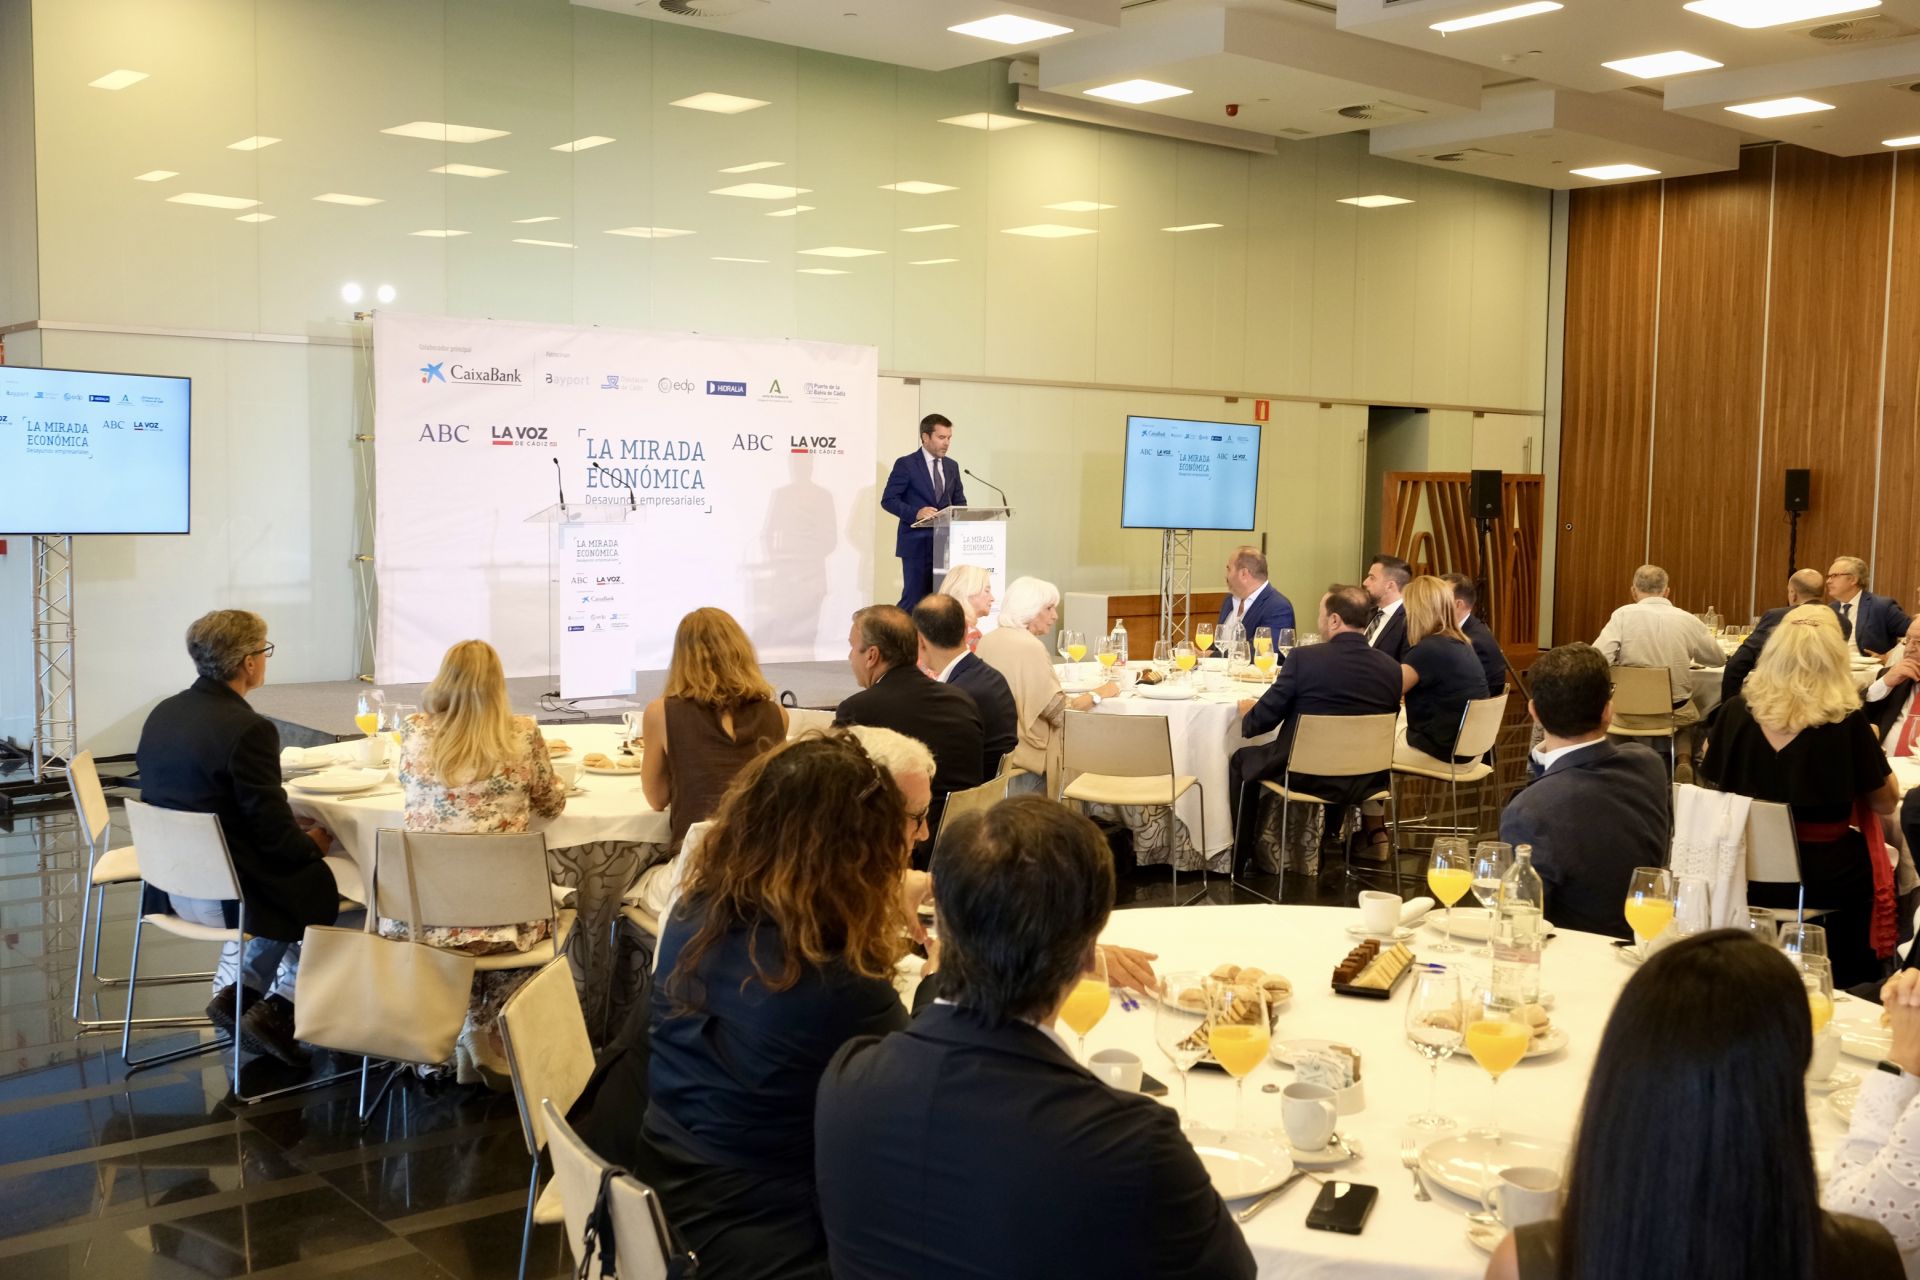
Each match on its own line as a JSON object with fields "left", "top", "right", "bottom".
{"left": 1235, "top": 1168, "right": 1311, "bottom": 1224}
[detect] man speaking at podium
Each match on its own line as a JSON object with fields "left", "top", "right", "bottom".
{"left": 881, "top": 413, "right": 967, "bottom": 609}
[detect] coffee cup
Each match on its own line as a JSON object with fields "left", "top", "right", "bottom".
{"left": 1281, "top": 1082, "right": 1338, "bottom": 1150}
{"left": 1088, "top": 1049, "right": 1144, "bottom": 1093}
{"left": 1808, "top": 1030, "right": 1841, "bottom": 1084}
{"left": 1480, "top": 1166, "right": 1561, "bottom": 1228}
{"left": 554, "top": 760, "right": 583, "bottom": 791}
{"left": 352, "top": 735, "right": 387, "bottom": 767}
{"left": 1359, "top": 890, "right": 1403, "bottom": 935}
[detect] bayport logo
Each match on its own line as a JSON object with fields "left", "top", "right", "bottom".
{"left": 420, "top": 362, "right": 445, "bottom": 383}
{"left": 705, "top": 380, "right": 747, "bottom": 397}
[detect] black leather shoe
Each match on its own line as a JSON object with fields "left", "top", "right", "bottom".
{"left": 239, "top": 996, "right": 309, "bottom": 1066}
{"left": 205, "top": 984, "right": 262, "bottom": 1038}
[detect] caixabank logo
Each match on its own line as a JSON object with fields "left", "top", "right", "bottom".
{"left": 422, "top": 361, "right": 523, "bottom": 386}
{"left": 789, "top": 434, "right": 844, "bottom": 456}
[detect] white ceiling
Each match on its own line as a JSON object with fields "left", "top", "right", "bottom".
{"left": 575, "top": 0, "right": 1920, "bottom": 185}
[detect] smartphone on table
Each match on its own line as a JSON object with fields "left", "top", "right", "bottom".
{"left": 1305, "top": 1180, "right": 1378, "bottom": 1235}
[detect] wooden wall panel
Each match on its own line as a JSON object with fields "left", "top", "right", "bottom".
{"left": 1647, "top": 149, "right": 1771, "bottom": 621}
{"left": 1554, "top": 181, "right": 1661, "bottom": 645}
{"left": 1752, "top": 147, "right": 1893, "bottom": 609}
{"left": 1875, "top": 155, "right": 1920, "bottom": 618}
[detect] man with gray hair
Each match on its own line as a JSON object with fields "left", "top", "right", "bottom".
{"left": 1592, "top": 564, "right": 1723, "bottom": 708}
{"left": 1722, "top": 569, "right": 1852, "bottom": 702}
{"left": 1828, "top": 555, "right": 1912, "bottom": 657}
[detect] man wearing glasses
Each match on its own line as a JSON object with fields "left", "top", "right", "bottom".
{"left": 135, "top": 610, "right": 348, "bottom": 1066}
{"left": 1828, "top": 556, "right": 1913, "bottom": 659}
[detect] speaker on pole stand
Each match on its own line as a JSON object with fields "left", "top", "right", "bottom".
{"left": 1784, "top": 468, "right": 1809, "bottom": 583}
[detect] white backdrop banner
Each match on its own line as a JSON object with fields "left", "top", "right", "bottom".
{"left": 374, "top": 312, "right": 878, "bottom": 685}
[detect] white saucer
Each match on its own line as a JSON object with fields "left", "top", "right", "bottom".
{"left": 1139, "top": 682, "right": 1199, "bottom": 701}
{"left": 1419, "top": 1132, "right": 1568, "bottom": 1202}
{"left": 583, "top": 762, "right": 645, "bottom": 777}
{"left": 287, "top": 768, "right": 390, "bottom": 795}
{"left": 1288, "top": 1137, "right": 1359, "bottom": 1168}
{"left": 1344, "top": 923, "right": 1416, "bottom": 942}
{"left": 1808, "top": 1066, "right": 1860, "bottom": 1094}
{"left": 1467, "top": 1223, "right": 1506, "bottom": 1255}
{"left": 1525, "top": 1026, "right": 1569, "bottom": 1059}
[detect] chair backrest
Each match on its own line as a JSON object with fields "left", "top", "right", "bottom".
{"left": 929, "top": 773, "right": 1011, "bottom": 863}
{"left": 785, "top": 707, "right": 835, "bottom": 739}
{"left": 1061, "top": 710, "right": 1174, "bottom": 782}
{"left": 1286, "top": 713, "right": 1398, "bottom": 779}
{"left": 122, "top": 798, "right": 241, "bottom": 902}
{"left": 1609, "top": 665, "right": 1675, "bottom": 718}
{"left": 373, "top": 829, "right": 552, "bottom": 929}
{"left": 68, "top": 750, "right": 111, "bottom": 849}
{"left": 498, "top": 957, "right": 596, "bottom": 1160}
{"left": 542, "top": 1099, "right": 674, "bottom": 1280}
{"left": 1452, "top": 692, "right": 1510, "bottom": 759}
{"left": 1744, "top": 799, "right": 1803, "bottom": 886}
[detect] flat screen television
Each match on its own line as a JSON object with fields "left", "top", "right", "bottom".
{"left": 1120, "top": 415, "right": 1260, "bottom": 531}
{"left": 0, "top": 364, "right": 191, "bottom": 534}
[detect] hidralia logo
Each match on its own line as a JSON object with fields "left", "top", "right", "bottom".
{"left": 705, "top": 380, "right": 747, "bottom": 397}
{"left": 420, "top": 362, "right": 446, "bottom": 383}
{"left": 89, "top": 394, "right": 110, "bottom": 403}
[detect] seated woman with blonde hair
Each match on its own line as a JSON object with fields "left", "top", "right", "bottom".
{"left": 938, "top": 564, "right": 997, "bottom": 649}
{"left": 976, "top": 575, "right": 1115, "bottom": 795}
{"left": 389, "top": 638, "right": 566, "bottom": 1084}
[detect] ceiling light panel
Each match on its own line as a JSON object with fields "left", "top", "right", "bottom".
{"left": 552, "top": 136, "right": 615, "bottom": 152}
{"left": 235, "top": 213, "right": 275, "bottom": 222}
{"left": 514, "top": 215, "right": 560, "bottom": 224}
{"left": 1569, "top": 164, "right": 1661, "bottom": 179}
{"left": 799, "top": 246, "right": 884, "bottom": 257}
{"left": 1044, "top": 201, "right": 1116, "bottom": 212}
{"left": 134, "top": 170, "right": 177, "bottom": 182}
{"left": 382, "top": 121, "right": 509, "bottom": 143}
{"left": 89, "top": 69, "right": 147, "bottom": 90}
{"left": 797, "top": 267, "right": 849, "bottom": 275}
{"left": 881, "top": 181, "right": 957, "bottom": 194}
{"left": 712, "top": 256, "right": 769, "bottom": 263}
{"left": 605, "top": 226, "right": 695, "bottom": 238}
{"left": 719, "top": 160, "right": 784, "bottom": 173}
{"left": 409, "top": 229, "right": 469, "bottom": 237}
{"left": 938, "top": 112, "right": 1032, "bottom": 131}
{"left": 513, "top": 238, "right": 575, "bottom": 248}
{"left": 1338, "top": 195, "right": 1414, "bottom": 207}
{"left": 431, "top": 164, "right": 507, "bottom": 178}
{"left": 227, "top": 136, "right": 280, "bottom": 151}
{"left": 1163, "top": 222, "right": 1224, "bottom": 232}
{"left": 166, "top": 192, "right": 260, "bottom": 210}
{"left": 1001, "top": 223, "right": 1097, "bottom": 238}
{"left": 314, "top": 192, "right": 383, "bottom": 206}
{"left": 1601, "top": 51, "right": 1722, "bottom": 79}
{"left": 1083, "top": 79, "right": 1192, "bottom": 105}
{"left": 1429, "top": 2, "right": 1563, "bottom": 33}
{"left": 1725, "top": 97, "right": 1835, "bottom": 118}
{"left": 1681, "top": 0, "right": 1878, "bottom": 28}
{"left": 670, "top": 92, "right": 770, "bottom": 114}
{"left": 766, "top": 206, "right": 814, "bottom": 217}
{"left": 710, "top": 182, "right": 812, "bottom": 199}
{"left": 947, "top": 15, "right": 1074, "bottom": 44}
{"left": 910, "top": 258, "right": 959, "bottom": 265}
{"left": 1886, "top": 135, "right": 1920, "bottom": 147}
{"left": 903, "top": 223, "right": 959, "bottom": 232}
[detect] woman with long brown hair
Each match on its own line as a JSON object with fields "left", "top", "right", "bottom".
{"left": 639, "top": 606, "right": 787, "bottom": 853}
{"left": 634, "top": 732, "right": 913, "bottom": 1279}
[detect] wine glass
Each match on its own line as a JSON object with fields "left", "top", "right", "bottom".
{"left": 1780, "top": 921, "right": 1828, "bottom": 968}
{"left": 1741, "top": 906, "right": 1779, "bottom": 945}
{"left": 1056, "top": 628, "right": 1073, "bottom": 663}
{"left": 1470, "top": 842, "right": 1513, "bottom": 956}
{"left": 355, "top": 687, "right": 385, "bottom": 737}
{"left": 1672, "top": 875, "right": 1713, "bottom": 938}
{"left": 1205, "top": 977, "right": 1270, "bottom": 1131}
{"left": 1276, "top": 627, "right": 1296, "bottom": 655}
{"left": 1194, "top": 623, "right": 1215, "bottom": 658}
{"left": 1802, "top": 955, "right": 1835, "bottom": 1037}
{"left": 1225, "top": 638, "right": 1250, "bottom": 678}
{"left": 1405, "top": 967, "right": 1464, "bottom": 1132}
{"left": 1465, "top": 984, "right": 1530, "bottom": 1186}
{"left": 1623, "top": 866, "right": 1675, "bottom": 962}
{"left": 1152, "top": 640, "right": 1172, "bottom": 675}
{"left": 1096, "top": 636, "right": 1119, "bottom": 674}
{"left": 1153, "top": 972, "right": 1208, "bottom": 1127}
{"left": 1172, "top": 643, "right": 1197, "bottom": 679}
{"left": 1252, "top": 646, "right": 1278, "bottom": 679}
{"left": 1253, "top": 626, "right": 1273, "bottom": 657}
{"left": 1428, "top": 839, "right": 1474, "bottom": 952}
{"left": 1064, "top": 629, "right": 1088, "bottom": 666}
{"left": 1057, "top": 949, "right": 1110, "bottom": 1060}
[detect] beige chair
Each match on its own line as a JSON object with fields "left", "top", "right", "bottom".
{"left": 1389, "top": 692, "right": 1511, "bottom": 846}
{"left": 1248, "top": 713, "right": 1401, "bottom": 901}
{"left": 68, "top": 751, "right": 211, "bottom": 1031}
{"left": 499, "top": 956, "right": 598, "bottom": 1280}
{"left": 1059, "top": 710, "right": 1205, "bottom": 905}
{"left": 542, "top": 1099, "right": 677, "bottom": 1280}
{"left": 1743, "top": 797, "right": 1828, "bottom": 924}
{"left": 1608, "top": 666, "right": 1679, "bottom": 782}
{"left": 928, "top": 773, "right": 1011, "bottom": 865}
{"left": 784, "top": 707, "right": 835, "bottom": 739}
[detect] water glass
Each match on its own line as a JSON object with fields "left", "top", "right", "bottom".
{"left": 1741, "top": 907, "right": 1779, "bottom": 945}
{"left": 1153, "top": 971, "right": 1208, "bottom": 1127}
{"left": 1779, "top": 921, "right": 1828, "bottom": 968}
{"left": 1672, "top": 875, "right": 1713, "bottom": 938}
{"left": 1405, "top": 967, "right": 1464, "bottom": 1131}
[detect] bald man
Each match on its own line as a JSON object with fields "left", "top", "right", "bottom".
{"left": 1720, "top": 569, "right": 1852, "bottom": 703}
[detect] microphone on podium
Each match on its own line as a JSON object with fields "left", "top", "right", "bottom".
{"left": 963, "top": 467, "right": 1008, "bottom": 507}
{"left": 551, "top": 456, "right": 567, "bottom": 508}
{"left": 589, "top": 462, "right": 638, "bottom": 511}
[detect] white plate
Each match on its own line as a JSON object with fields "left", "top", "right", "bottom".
{"left": 584, "top": 762, "right": 645, "bottom": 777}
{"left": 1808, "top": 1066, "right": 1860, "bottom": 1094}
{"left": 1418, "top": 1132, "right": 1568, "bottom": 1202}
{"left": 1467, "top": 1223, "right": 1506, "bottom": 1255}
{"left": 1829, "top": 1085, "right": 1860, "bottom": 1124}
{"left": 1138, "top": 682, "right": 1198, "bottom": 701}
{"left": 1187, "top": 1127, "right": 1295, "bottom": 1200}
{"left": 287, "top": 768, "right": 390, "bottom": 795}
{"left": 1839, "top": 1025, "right": 1894, "bottom": 1062}
{"left": 1270, "top": 1037, "right": 1342, "bottom": 1068}
{"left": 1344, "top": 923, "right": 1416, "bottom": 942}
{"left": 1425, "top": 907, "right": 1556, "bottom": 943}
{"left": 1525, "top": 1026, "right": 1568, "bottom": 1059}
{"left": 1061, "top": 678, "right": 1106, "bottom": 695}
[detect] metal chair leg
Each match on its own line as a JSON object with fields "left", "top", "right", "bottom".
{"left": 120, "top": 918, "right": 233, "bottom": 1074}
{"left": 517, "top": 1151, "right": 543, "bottom": 1280}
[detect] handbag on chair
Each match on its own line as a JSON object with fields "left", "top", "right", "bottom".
{"left": 295, "top": 838, "right": 477, "bottom": 1064}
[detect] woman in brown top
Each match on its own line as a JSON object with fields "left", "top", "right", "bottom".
{"left": 641, "top": 607, "right": 788, "bottom": 852}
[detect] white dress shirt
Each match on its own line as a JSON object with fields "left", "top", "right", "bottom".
{"left": 1826, "top": 1067, "right": 1920, "bottom": 1273}
{"left": 1233, "top": 581, "right": 1268, "bottom": 622}
{"left": 920, "top": 446, "right": 946, "bottom": 505}
{"left": 1835, "top": 590, "right": 1869, "bottom": 656}
{"left": 1592, "top": 596, "right": 1724, "bottom": 704}
{"left": 935, "top": 651, "right": 967, "bottom": 683}
{"left": 1529, "top": 736, "right": 1606, "bottom": 774}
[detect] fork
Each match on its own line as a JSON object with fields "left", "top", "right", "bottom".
{"left": 1400, "top": 1138, "right": 1431, "bottom": 1202}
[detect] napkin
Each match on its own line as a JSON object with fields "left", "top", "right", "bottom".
{"left": 281, "top": 743, "right": 346, "bottom": 770}
{"left": 1399, "top": 896, "right": 1435, "bottom": 925}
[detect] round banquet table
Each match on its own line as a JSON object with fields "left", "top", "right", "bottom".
{"left": 286, "top": 722, "right": 667, "bottom": 1040}
{"left": 1071, "top": 904, "right": 1862, "bottom": 1279}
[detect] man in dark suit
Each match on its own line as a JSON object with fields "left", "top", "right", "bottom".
{"left": 1442, "top": 572, "right": 1505, "bottom": 695}
{"left": 1829, "top": 555, "right": 1912, "bottom": 657}
{"left": 912, "top": 594, "right": 1016, "bottom": 781}
{"left": 1216, "top": 545, "right": 1293, "bottom": 640}
{"left": 815, "top": 797, "right": 1255, "bottom": 1280}
{"left": 1227, "top": 584, "right": 1404, "bottom": 869}
{"left": 1499, "top": 642, "right": 1670, "bottom": 940}
{"left": 1362, "top": 553, "right": 1411, "bottom": 661}
{"left": 879, "top": 414, "right": 966, "bottom": 609}
{"left": 836, "top": 604, "right": 984, "bottom": 866}
{"left": 1724, "top": 568, "right": 1850, "bottom": 702}
{"left": 135, "top": 610, "right": 345, "bottom": 1064}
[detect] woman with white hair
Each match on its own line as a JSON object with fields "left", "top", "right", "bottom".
{"left": 937, "top": 564, "right": 997, "bottom": 649}
{"left": 977, "top": 576, "right": 1115, "bottom": 794}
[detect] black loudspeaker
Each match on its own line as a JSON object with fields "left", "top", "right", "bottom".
{"left": 1469, "top": 469, "right": 1503, "bottom": 520}
{"left": 1784, "top": 469, "right": 1810, "bottom": 513}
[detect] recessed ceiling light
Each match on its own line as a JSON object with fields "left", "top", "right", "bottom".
{"left": 1163, "top": 222, "right": 1224, "bottom": 232}
{"left": 1338, "top": 195, "right": 1414, "bottom": 207}
{"left": 670, "top": 92, "right": 770, "bottom": 115}
{"left": 766, "top": 206, "right": 815, "bottom": 217}
{"left": 377, "top": 285, "right": 396, "bottom": 304}
{"left": 799, "top": 246, "right": 885, "bottom": 257}
{"left": 513, "top": 238, "right": 575, "bottom": 248}
{"left": 903, "top": 223, "right": 959, "bottom": 233}
{"left": 1044, "top": 200, "right": 1116, "bottom": 212}
{"left": 431, "top": 163, "right": 507, "bottom": 178}
{"left": 910, "top": 258, "right": 959, "bottom": 265}
{"left": 939, "top": 112, "right": 1032, "bottom": 131}
{"left": 409, "top": 229, "right": 470, "bottom": 237}
{"left": 341, "top": 283, "right": 363, "bottom": 304}
{"left": 712, "top": 256, "right": 769, "bottom": 263}
{"left": 1569, "top": 163, "right": 1661, "bottom": 180}
{"left": 552, "top": 136, "right": 615, "bottom": 152}
{"left": 1002, "top": 223, "right": 1097, "bottom": 238}
{"left": 947, "top": 15, "right": 1073, "bottom": 43}
{"left": 381, "top": 120, "right": 509, "bottom": 143}
{"left": 1725, "top": 96, "right": 1835, "bottom": 118}
{"left": 1083, "top": 79, "right": 1192, "bottom": 105}
{"left": 605, "top": 226, "right": 695, "bottom": 238}
{"left": 227, "top": 136, "right": 280, "bottom": 151}
{"left": 1430, "top": 2, "right": 1563, "bottom": 33}
{"left": 133, "top": 170, "right": 178, "bottom": 182}
{"left": 710, "top": 182, "right": 813, "bottom": 199}
{"left": 166, "top": 192, "right": 260, "bottom": 210}
{"left": 798, "top": 267, "right": 849, "bottom": 275}
{"left": 1885, "top": 135, "right": 1920, "bottom": 147}
{"left": 514, "top": 215, "right": 560, "bottom": 224}
{"left": 719, "top": 160, "right": 784, "bottom": 173}
{"left": 1601, "top": 50, "right": 1723, "bottom": 78}
{"left": 1682, "top": 0, "right": 1877, "bottom": 28}
{"left": 314, "top": 192, "right": 384, "bottom": 206}
{"left": 89, "top": 69, "right": 148, "bottom": 91}
{"left": 881, "top": 180, "right": 958, "bottom": 195}
{"left": 235, "top": 213, "right": 275, "bottom": 222}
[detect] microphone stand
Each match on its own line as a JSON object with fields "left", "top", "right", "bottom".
{"left": 551, "top": 456, "right": 567, "bottom": 510}
{"left": 588, "top": 461, "right": 638, "bottom": 511}
{"left": 963, "top": 467, "right": 1009, "bottom": 508}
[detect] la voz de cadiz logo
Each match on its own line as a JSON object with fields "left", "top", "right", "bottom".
{"left": 416, "top": 422, "right": 552, "bottom": 447}
{"left": 705, "top": 379, "right": 747, "bottom": 397}
{"left": 420, "top": 361, "right": 522, "bottom": 385}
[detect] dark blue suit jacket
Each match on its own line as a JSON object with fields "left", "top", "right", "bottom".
{"left": 1215, "top": 584, "right": 1295, "bottom": 637}
{"left": 880, "top": 450, "right": 966, "bottom": 556}
{"left": 946, "top": 651, "right": 1018, "bottom": 780}
{"left": 1236, "top": 631, "right": 1404, "bottom": 802}
{"left": 1461, "top": 613, "right": 1505, "bottom": 695}
{"left": 1833, "top": 591, "right": 1912, "bottom": 656}
{"left": 1725, "top": 604, "right": 1853, "bottom": 702}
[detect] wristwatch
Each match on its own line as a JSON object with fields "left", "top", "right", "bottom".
{"left": 1089, "top": 692, "right": 1103, "bottom": 707}
{"left": 1878, "top": 1059, "right": 1910, "bottom": 1079}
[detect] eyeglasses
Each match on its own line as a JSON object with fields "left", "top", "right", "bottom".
{"left": 249, "top": 642, "right": 276, "bottom": 658}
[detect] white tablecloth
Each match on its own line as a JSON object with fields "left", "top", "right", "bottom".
{"left": 1079, "top": 905, "right": 1858, "bottom": 1279}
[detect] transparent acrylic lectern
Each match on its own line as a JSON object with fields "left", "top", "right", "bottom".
{"left": 913, "top": 505, "right": 1012, "bottom": 583}
{"left": 525, "top": 503, "right": 634, "bottom": 698}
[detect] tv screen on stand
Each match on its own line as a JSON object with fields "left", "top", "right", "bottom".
{"left": 1120, "top": 415, "right": 1260, "bottom": 531}
{"left": 0, "top": 365, "right": 192, "bottom": 535}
